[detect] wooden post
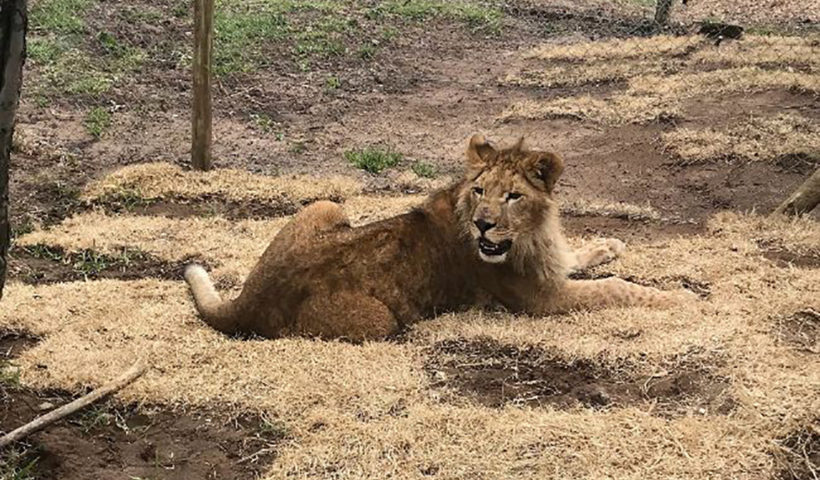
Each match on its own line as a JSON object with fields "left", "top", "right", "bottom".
{"left": 0, "top": 0, "right": 27, "bottom": 299}
{"left": 191, "top": 0, "right": 214, "bottom": 171}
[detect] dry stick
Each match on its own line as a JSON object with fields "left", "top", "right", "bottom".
{"left": 0, "top": 360, "right": 148, "bottom": 449}
{"left": 191, "top": 0, "right": 214, "bottom": 171}
{"left": 773, "top": 168, "right": 820, "bottom": 216}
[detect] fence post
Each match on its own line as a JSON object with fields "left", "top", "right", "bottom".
{"left": 654, "top": 0, "right": 675, "bottom": 25}
{"left": 191, "top": 0, "right": 214, "bottom": 171}
{"left": 0, "top": 0, "right": 26, "bottom": 300}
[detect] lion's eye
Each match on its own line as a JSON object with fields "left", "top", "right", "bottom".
{"left": 472, "top": 187, "right": 484, "bottom": 196}
{"left": 506, "top": 192, "right": 523, "bottom": 202}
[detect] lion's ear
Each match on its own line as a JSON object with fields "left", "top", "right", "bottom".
{"left": 466, "top": 134, "right": 496, "bottom": 170}
{"left": 524, "top": 151, "right": 564, "bottom": 192}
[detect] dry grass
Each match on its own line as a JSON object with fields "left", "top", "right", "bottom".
{"left": 662, "top": 113, "right": 820, "bottom": 165}
{"left": 82, "top": 162, "right": 363, "bottom": 204}
{"left": 15, "top": 194, "right": 427, "bottom": 285}
{"left": 504, "top": 67, "right": 818, "bottom": 125}
{"left": 503, "top": 34, "right": 820, "bottom": 125}
{"left": 4, "top": 162, "right": 820, "bottom": 479}
{"left": 4, "top": 206, "right": 819, "bottom": 478}
{"left": 15, "top": 212, "right": 288, "bottom": 284}
{"left": 523, "top": 35, "right": 702, "bottom": 62}
{"left": 503, "top": 59, "right": 669, "bottom": 89}
{"left": 691, "top": 35, "right": 820, "bottom": 69}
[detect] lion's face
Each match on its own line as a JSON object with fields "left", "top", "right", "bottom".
{"left": 457, "top": 135, "right": 564, "bottom": 264}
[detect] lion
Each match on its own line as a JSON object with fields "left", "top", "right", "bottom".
{"left": 184, "top": 134, "right": 695, "bottom": 341}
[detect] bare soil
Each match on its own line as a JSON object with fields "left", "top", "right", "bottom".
{"left": 425, "top": 338, "right": 734, "bottom": 416}
{"left": 7, "top": 246, "right": 205, "bottom": 285}
{"left": 776, "top": 420, "right": 820, "bottom": 480}
{"left": 0, "top": 332, "right": 283, "bottom": 480}
{"left": 774, "top": 309, "right": 820, "bottom": 353}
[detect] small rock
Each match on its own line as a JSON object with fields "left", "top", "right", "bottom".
{"left": 38, "top": 402, "right": 56, "bottom": 411}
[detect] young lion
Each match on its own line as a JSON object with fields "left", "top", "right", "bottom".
{"left": 185, "top": 135, "right": 694, "bottom": 340}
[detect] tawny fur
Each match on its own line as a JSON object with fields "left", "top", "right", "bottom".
{"left": 185, "top": 135, "right": 696, "bottom": 341}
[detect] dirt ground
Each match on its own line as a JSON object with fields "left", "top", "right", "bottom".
{"left": 2, "top": 0, "right": 819, "bottom": 479}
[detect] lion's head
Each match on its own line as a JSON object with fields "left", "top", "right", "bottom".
{"left": 456, "top": 134, "right": 565, "bottom": 271}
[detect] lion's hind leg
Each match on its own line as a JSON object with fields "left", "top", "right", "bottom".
{"left": 296, "top": 292, "right": 399, "bottom": 341}
{"left": 570, "top": 238, "right": 626, "bottom": 272}
{"left": 273, "top": 200, "right": 351, "bottom": 248}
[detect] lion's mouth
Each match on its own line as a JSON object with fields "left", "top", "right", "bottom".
{"left": 478, "top": 237, "right": 512, "bottom": 257}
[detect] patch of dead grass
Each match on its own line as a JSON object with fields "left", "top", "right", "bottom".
{"left": 524, "top": 35, "right": 703, "bottom": 62}
{"left": 503, "top": 34, "right": 820, "bottom": 125}
{"left": 662, "top": 113, "right": 820, "bottom": 165}
{"left": 15, "top": 212, "right": 288, "bottom": 285}
{"left": 2, "top": 211, "right": 818, "bottom": 478}
{"left": 14, "top": 195, "right": 427, "bottom": 285}
{"left": 503, "top": 67, "right": 819, "bottom": 125}
{"left": 82, "top": 162, "right": 363, "bottom": 204}
{"left": 691, "top": 35, "right": 820, "bottom": 69}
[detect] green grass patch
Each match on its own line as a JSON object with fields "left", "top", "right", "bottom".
{"left": 31, "top": 0, "right": 94, "bottom": 34}
{"left": 376, "top": 0, "right": 502, "bottom": 33}
{"left": 411, "top": 161, "right": 437, "bottom": 178}
{"left": 357, "top": 44, "right": 377, "bottom": 60}
{"left": 27, "top": 37, "right": 67, "bottom": 64}
{"left": 345, "top": 146, "right": 402, "bottom": 173}
{"left": 85, "top": 107, "right": 112, "bottom": 139}
{"left": 212, "top": 0, "right": 503, "bottom": 74}
{"left": 325, "top": 75, "right": 341, "bottom": 90}
{"left": 0, "top": 359, "right": 21, "bottom": 389}
{"left": 250, "top": 113, "right": 275, "bottom": 133}
{"left": 22, "top": 244, "right": 155, "bottom": 277}
{"left": 32, "top": 33, "right": 144, "bottom": 98}
{"left": 214, "top": 8, "right": 289, "bottom": 74}
{"left": 0, "top": 447, "right": 39, "bottom": 480}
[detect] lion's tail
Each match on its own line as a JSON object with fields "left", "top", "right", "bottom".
{"left": 184, "top": 264, "right": 243, "bottom": 335}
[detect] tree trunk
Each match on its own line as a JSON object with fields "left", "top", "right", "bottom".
{"left": 0, "top": 0, "right": 27, "bottom": 300}
{"left": 654, "top": 0, "right": 675, "bottom": 25}
{"left": 191, "top": 0, "right": 214, "bottom": 171}
{"left": 774, "top": 168, "right": 820, "bottom": 216}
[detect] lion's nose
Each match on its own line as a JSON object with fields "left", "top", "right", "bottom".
{"left": 473, "top": 219, "right": 496, "bottom": 234}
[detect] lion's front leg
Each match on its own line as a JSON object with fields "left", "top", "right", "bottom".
{"left": 539, "top": 277, "right": 697, "bottom": 314}
{"left": 569, "top": 238, "right": 626, "bottom": 272}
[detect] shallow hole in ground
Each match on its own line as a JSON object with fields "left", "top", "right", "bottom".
{"left": 774, "top": 309, "right": 820, "bottom": 353}
{"left": 568, "top": 271, "right": 712, "bottom": 299}
{"left": 762, "top": 248, "right": 820, "bottom": 269}
{"left": 0, "top": 330, "right": 40, "bottom": 360}
{"left": 0, "top": 389, "right": 286, "bottom": 480}
{"left": 774, "top": 419, "right": 820, "bottom": 480}
{"left": 425, "top": 337, "right": 734, "bottom": 416}
{"left": 8, "top": 245, "right": 210, "bottom": 285}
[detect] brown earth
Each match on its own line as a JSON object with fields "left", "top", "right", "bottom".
{"left": 6, "top": 245, "right": 203, "bottom": 285}
{"left": 425, "top": 337, "right": 735, "bottom": 416}
{"left": 0, "top": 332, "right": 283, "bottom": 480}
